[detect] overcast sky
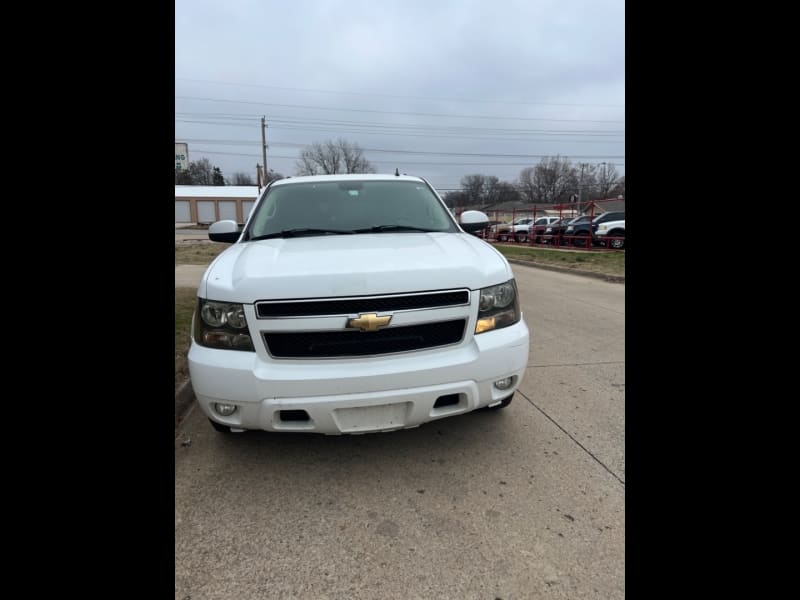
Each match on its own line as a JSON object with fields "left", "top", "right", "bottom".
{"left": 175, "top": 0, "right": 624, "bottom": 191}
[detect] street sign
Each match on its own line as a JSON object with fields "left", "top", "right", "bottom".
{"left": 175, "top": 142, "right": 189, "bottom": 171}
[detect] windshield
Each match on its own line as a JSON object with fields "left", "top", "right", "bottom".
{"left": 245, "top": 180, "right": 458, "bottom": 239}
{"left": 593, "top": 212, "right": 624, "bottom": 223}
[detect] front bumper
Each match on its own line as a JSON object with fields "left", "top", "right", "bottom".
{"left": 188, "top": 320, "right": 530, "bottom": 434}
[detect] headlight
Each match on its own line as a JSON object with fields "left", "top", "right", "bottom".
{"left": 545, "top": 227, "right": 553, "bottom": 233}
{"left": 194, "top": 299, "right": 254, "bottom": 351}
{"left": 475, "top": 280, "right": 521, "bottom": 334}
{"left": 566, "top": 226, "right": 574, "bottom": 232}
{"left": 597, "top": 225, "right": 608, "bottom": 234}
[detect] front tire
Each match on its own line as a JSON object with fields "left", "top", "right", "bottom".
{"left": 609, "top": 231, "right": 625, "bottom": 249}
{"left": 572, "top": 232, "right": 590, "bottom": 247}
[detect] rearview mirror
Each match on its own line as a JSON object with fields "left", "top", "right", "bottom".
{"left": 459, "top": 210, "right": 490, "bottom": 233}
{"left": 208, "top": 220, "right": 241, "bottom": 243}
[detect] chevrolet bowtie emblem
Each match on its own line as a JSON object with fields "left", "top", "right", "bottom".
{"left": 347, "top": 313, "right": 392, "bottom": 332}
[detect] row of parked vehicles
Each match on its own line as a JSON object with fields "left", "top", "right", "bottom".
{"left": 487, "top": 212, "right": 625, "bottom": 249}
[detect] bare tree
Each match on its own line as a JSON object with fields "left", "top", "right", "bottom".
{"left": 295, "top": 138, "right": 375, "bottom": 175}
{"left": 212, "top": 167, "right": 225, "bottom": 186}
{"left": 529, "top": 156, "right": 577, "bottom": 203}
{"left": 187, "top": 158, "right": 215, "bottom": 185}
{"left": 491, "top": 181, "right": 522, "bottom": 205}
{"left": 518, "top": 167, "right": 536, "bottom": 203}
{"left": 609, "top": 175, "right": 625, "bottom": 199}
{"left": 265, "top": 169, "right": 284, "bottom": 183}
{"left": 460, "top": 174, "right": 487, "bottom": 206}
{"left": 481, "top": 176, "right": 501, "bottom": 205}
{"left": 575, "top": 163, "right": 598, "bottom": 203}
{"left": 230, "top": 172, "right": 254, "bottom": 185}
{"left": 175, "top": 169, "right": 192, "bottom": 185}
{"left": 174, "top": 158, "right": 218, "bottom": 185}
{"left": 340, "top": 140, "right": 374, "bottom": 173}
{"left": 595, "top": 163, "right": 620, "bottom": 199}
{"left": 458, "top": 174, "right": 521, "bottom": 207}
{"left": 443, "top": 190, "right": 470, "bottom": 210}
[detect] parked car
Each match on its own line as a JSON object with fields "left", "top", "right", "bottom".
{"left": 594, "top": 219, "right": 625, "bottom": 249}
{"left": 472, "top": 219, "right": 504, "bottom": 237}
{"left": 189, "top": 174, "right": 530, "bottom": 435}
{"left": 529, "top": 216, "right": 564, "bottom": 244}
{"left": 495, "top": 217, "right": 533, "bottom": 242}
{"left": 564, "top": 211, "right": 625, "bottom": 247}
{"left": 543, "top": 216, "right": 589, "bottom": 246}
{"left": 514, "top": 216, "right": 560, "bottom": 243}
{"left": 495, "top": 216, "right": 560, "bottom": 242}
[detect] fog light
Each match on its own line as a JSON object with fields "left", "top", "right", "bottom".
{"left": 494, "top": 377, "right": 514, "bottom": 390}
{"left": 213, "top": 403, "right": 238, "bottom": 416}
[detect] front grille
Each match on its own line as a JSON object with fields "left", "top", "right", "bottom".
{"left": 256, "top": 290, "right": 469, "bottom": 318}
{"left": 264, "top": 319, "right": 466, "bottom": 358}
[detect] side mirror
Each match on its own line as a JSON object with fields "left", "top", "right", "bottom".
{"left": 459, "top": 210, "right": 490, "bottom": 233}
{"left": 208, "top": 220, "right": 241, "bottom": 243}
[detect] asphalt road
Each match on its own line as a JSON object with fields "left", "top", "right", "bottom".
{"left": 175, "top": 264, "right": 625, "bottom": 599}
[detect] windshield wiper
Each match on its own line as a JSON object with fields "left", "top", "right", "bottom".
{"left": 249, "top": 228, "right": 355, "bottom": 241}
{"left": 353, "top": 225, "right": 437, "bottom": 233}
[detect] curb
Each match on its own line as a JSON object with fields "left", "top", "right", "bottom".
{"left": 175, "top": 379, "right": 196, "bottom": 428}
{"left": 506, "top": 258, "right": 625, "bottom": 283}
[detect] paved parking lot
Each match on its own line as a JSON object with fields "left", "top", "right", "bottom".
{"left": 175, "top": 264, "right": 624, "bottom": 599}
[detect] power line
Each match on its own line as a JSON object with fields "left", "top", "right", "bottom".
{"left": 176, "top": 120, "right": 623, "bottom": 144}
{"left": 176, "top": 77, "right": 625, "bottom": 109}
{"left": 190, "top": 148, "right": 624, "bottom": 167}
{"left": 175, "top": 95, "right": 625, "bottom": 124}
{"left": 175, "top": 114, "right": 625, "bottom": 135}
{"left": 270, "top": 126, "right": 624, "bottom": 144}
{"left": 178, "top": 138, "right": 624, "bottom": 159}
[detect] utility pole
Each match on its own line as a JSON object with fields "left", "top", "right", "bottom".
{"left": 578, "top": 163, "right": 587, "bottom": 204}
{"left": 600, "top": 162, "right": 607, "bottom": 199}
{"left": 261, "top": 116, "right": 268, "bottom": 183}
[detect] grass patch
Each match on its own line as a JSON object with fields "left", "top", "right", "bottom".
{"left": 174, "top": 243, "right": 227, "bottom": 389}
{"left": 175, "top": 241, "right": 229, "bottom": 265}
{"left": 175, "top": 287, "right": 197, "bottom": 391}
{"left": 493, "top": 244, "right": 625, "bottom": 277}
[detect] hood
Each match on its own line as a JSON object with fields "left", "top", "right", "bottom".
{"left": 201, "top": 232, "right": 513, "bottom": 302}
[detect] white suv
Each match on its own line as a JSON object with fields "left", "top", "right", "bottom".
{"left": 189, "top": 174, "right": 530, "bottom": 434}
{"left": 594, "top": 219, "right": 625, "bottom": 249}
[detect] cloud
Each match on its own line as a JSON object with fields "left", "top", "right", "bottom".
{"left": 175, "top": 0, "right": 624, "bottom": 188}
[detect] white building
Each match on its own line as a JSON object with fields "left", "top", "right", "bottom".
{"left": 175, "top": 186, "right": 260, "bottom": 225}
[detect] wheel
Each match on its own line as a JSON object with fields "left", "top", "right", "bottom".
{"left": 609, "top": 232, "right": 625, "bottom": 249}
{"left": 572, "top": 232, "right": 590, "bottom": 247}
{"left": 209, "top": 418, "right": 232, "bottom": 433}
{"left": 487, "top": 393, "right": 514, "bottom": 410}
{"left": 498, "top": 233, "right": 508, "bottom": 242}
{"left": 515, "top": 233, "right": 528, "bottom": 243}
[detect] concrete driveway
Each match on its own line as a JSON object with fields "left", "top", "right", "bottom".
{"left": 175, "top": 264, "right": 624, "bottom": 599}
